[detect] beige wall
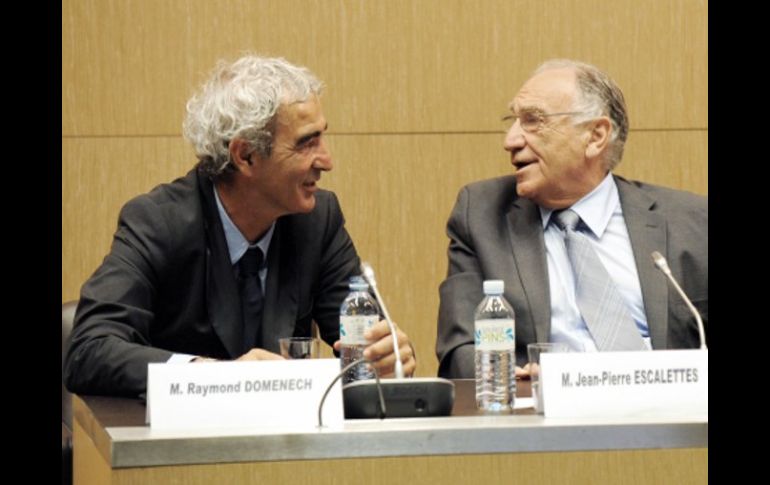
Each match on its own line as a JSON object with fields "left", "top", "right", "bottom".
{"left": 62, "top": 0, "right": 708, "bottom": 377}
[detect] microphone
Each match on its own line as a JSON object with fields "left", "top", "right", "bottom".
{"left": 361, "top": 262, "right": 404, "bottom": 379}
{"left": 341, "top": 262, "right": 455, "bottom": 419}
{"left": 651, "top": 251, "right": 707, "bottom": 350}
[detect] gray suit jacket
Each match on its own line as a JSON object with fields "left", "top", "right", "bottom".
{"left": 64, "top": 169, "right": 360, "bottom": 396}
{"left": 436, "top": 175, "right": 707, "bottom": 378}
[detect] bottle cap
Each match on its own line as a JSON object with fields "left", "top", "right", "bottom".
{"left": 349, "top": 275, "right": 369, "bottom": 290}
{"left": 482, "top": 280, "right": 504, "bottom": 295}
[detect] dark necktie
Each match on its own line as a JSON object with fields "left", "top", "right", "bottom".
{"left": 553, "top": 209, "right": 647, "bottom": 351}
{"left": 238, "top": 247, "right": 264, "bottom": 352}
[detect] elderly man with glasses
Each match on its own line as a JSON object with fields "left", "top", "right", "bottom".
{"left": 436, "top": 59, "right": 707, "bottom": 378}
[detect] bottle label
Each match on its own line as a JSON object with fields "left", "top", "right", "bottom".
{"left": 475, "top": 318, "right": 515, "bottom": 351}
{"left": 340, "top": 315, "right": 379, "bottom": 345}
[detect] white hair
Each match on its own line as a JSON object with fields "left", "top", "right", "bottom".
{"left": 183, "top": 54, "right": 323, "bottom": 178}
{"left": 535, "top": 59, "right": 629, "bottom": 169}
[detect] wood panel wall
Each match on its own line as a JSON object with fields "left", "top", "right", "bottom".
{"left": 62, "top": 0, "right": 708, "bottom": 377}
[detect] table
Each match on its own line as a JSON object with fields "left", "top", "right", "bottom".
{"left": 73, "top": 379, "right": 707, "bottom": 484}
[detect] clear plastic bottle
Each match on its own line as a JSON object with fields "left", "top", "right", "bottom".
{"left": 474, "top": 279, "right": 516, "bottom": 411}
{"left": 340, "top": 276, "right": 381, "bottom": 384}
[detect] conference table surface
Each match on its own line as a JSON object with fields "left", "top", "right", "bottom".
{"left": 73, "top": 378, "right": 707, "bottom": 469}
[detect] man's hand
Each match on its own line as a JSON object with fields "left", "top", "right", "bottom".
{"left": 192, "top": 349, "right": 284, "bottom": 362}
{"left": 515, "top": 364, "right": 531, "bottom": 379}
{"left": 235, "top": 348, "right": 285, "bottom": 361}
{"left": 191, "top": 356, "right": 217, "bottom": 363}
{"left": 333, "top": 319, "right": 416, "bottom": 378}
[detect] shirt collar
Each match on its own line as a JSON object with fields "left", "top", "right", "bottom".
{"left": 539, "top": 172, "right": 620, "bottom": 237}
{"left": 214, "top": 186, "right": 275, "bottom": 265}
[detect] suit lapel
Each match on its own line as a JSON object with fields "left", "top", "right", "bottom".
{"left": 507, "top": 197, "right": 551, "bottom": 342}
{"left": 615, "top": 177, "right": 669, "bottom": 349}
{"left": 259, "top": 218, "right": 299, "bottom": 354}
{"left": 198, "top": 172, "right": 245, "bottom": 358}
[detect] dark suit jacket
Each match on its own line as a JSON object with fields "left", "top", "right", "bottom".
{"left": 64, "top": 169, "right": 360, "bottom": 396}
{"left": 436, "top": 175, "right": 708, "bottom": 378}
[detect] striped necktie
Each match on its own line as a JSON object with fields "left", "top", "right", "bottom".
{"left": 553, "top": 209, "right": 646, "bottom": 351}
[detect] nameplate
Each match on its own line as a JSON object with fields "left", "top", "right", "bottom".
{"left": 147, "top": 359, "right": 343, "bottom": 430}
{"left": 541, "top": 349, "right": 708, "bottom": 418}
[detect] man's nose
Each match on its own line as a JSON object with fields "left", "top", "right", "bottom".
{"left": 314, "top": 139, "right": 333, "bottom": 171}
{"left": 503, "top": 123, "right": 526, "bottom": 152}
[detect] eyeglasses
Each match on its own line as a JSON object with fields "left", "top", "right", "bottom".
{"left": 502, "top": 110, "right": 585, "bottom": 133}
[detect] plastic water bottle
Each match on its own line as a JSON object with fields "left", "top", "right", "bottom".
{"left": 340, "top": 276, "right": 381, "bottom": 384}
{"left": 474, "top": 279, "right": 516, "bottom": 411}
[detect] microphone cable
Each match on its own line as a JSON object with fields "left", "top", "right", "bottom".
{"left": 317, "top": 358, "right": 386, "bottom": 427}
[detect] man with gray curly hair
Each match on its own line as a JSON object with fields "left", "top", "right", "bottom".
{"left": 437, "top": 59, "right": 707, "bottom": 378}
{"left": 64, "top": 55, "right": 416, "bottom": 396}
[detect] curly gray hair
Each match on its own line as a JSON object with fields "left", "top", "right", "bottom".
{"left": 183, "top": 55, "right": 323, "bottom": 178}
{"left": 534, "top": 59, "right": 629, "bottom": 170}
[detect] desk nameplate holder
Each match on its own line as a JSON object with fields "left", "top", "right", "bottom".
{"left": 541, "top": 349, "right": 708, "bottom": 418}
{"left": 147, "top": 359, "right": 343, "bottom": 430}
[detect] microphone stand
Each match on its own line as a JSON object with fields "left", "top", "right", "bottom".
{"left": 361, "top": 262, "right": 404, "bottom": 378}
{"left": 651, "top": 251, "right": 707, "bottom": 350}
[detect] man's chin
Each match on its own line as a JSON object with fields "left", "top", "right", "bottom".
{"left": 296, "top": 195, "right": 316, "bottom": 213}
{"left": 515, "top": 181, "right": 534, "bottom": 199}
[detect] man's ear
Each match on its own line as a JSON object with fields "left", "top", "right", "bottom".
{"left": 585, "top": 116, "right": 612, "bottom": 160}
{"left": 229, "top": 138, "right": 254, "bottom": 171}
